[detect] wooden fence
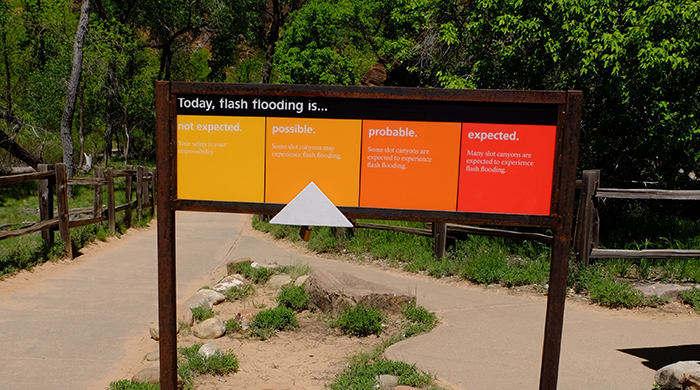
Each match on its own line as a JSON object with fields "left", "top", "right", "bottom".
{"left": 0, "top": 163, "right": 155, "bottom": 259}
{"left": 573, "top": 169, "right": 700, "bottom": 265}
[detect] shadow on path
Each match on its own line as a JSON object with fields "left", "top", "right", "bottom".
{"left": 619, "top": 344, "right": 700, "bottom": 370}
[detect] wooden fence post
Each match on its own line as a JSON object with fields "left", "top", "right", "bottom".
{"left": 142, "top": 167, "right": 150, "bottom": 210}
{"left": 125, "top": 165, "right": 133, "bottom": 228}
{"left": 106, "top": 167, "right": 115, "bottom": 234}
{"left": 38, "top": 164, "right": 54, "bottom": 245}
{"left": 335, "top": 227, "right": 345, "bottom": 248}
{"left": 433, "top": 222, "right": 447, "bottom": 259}
{"left": 151, "top": 167, "right": 157, "bottom": 214}
{"left": 93, "top": 167, "right": 104, "bottom": 218}
{"left": 137, "top": 166, "right": 144, "bottom": 220}
{"left": 573, "top": 169, "right": 601, "bottom": 266}
{"left": 55, "top": 163, "right": 72, "bottom": 259}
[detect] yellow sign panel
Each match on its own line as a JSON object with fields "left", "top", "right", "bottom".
{"left": 177, "top": 115, "right": 265, "bottom": 202}
{"left": 265, "top": 117, "right": 362, "bottom": 206}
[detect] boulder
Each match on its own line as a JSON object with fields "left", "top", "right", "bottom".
{"left": 227, "top": 257, "right": 252, "bottom": 275}
{"left": 145, "top": 349, "right": 159, "bottom": 362}
{"left": 132, "top": 365, "right": 160, "bottom": 384}
{"left": 268, "top": 274, "right": 293, "bottom": 289}
{"left": 198, "top": 342, "right": 223, "bottom": 358}
{"left": 212, "top": 275, "right": 249, "bottom": 292}
{"left": 635, "top": 282, "right": 691, "bottom": 298}
{"left": 655, "top": 361, "right": 700, "bottom": 389}
{"left": 682, "top": 371, "right": 700, "bottom": 390}
{"left": 197, "top": 289, "right": 225, "bottom": 305}
{"left": 192, "top": 317, "right": 226, "bottom": 339}
{"left": 295, "top": 275, "right": 309, "bottom": 286}
{"left": 149, "top": 320, "right": 181, "bottom": 340}
{"left": 177, "top": 304, "right": 193, "bottom": 326}
{"left": 183, "top": 293, "right": 213, "bottom": 311}
{"left": 304, "top": 271, "right": 412, "bottom": 314}
{"left": 378, "top": 374, "right": 398, "bottom": 390}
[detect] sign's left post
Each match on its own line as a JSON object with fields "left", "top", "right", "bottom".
{"left": 156, "top": 81, "right": 179, "bottom": 390}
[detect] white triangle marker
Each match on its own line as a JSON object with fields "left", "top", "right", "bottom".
{"left": 270, "top": 182, "right": 353, "bottom": 227}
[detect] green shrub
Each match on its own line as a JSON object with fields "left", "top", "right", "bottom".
{"left": 177, "top": 343, "right": 239, "bottom": 385}
{"left": 108, "top": 380, "right": 159, "bottom": 390}
{"left": 277, "top": 285, "right": 309, "bottom": 311}
{"left": 401, "top": 303, "right": 438, "bottom": 338}
{"left": 333, "top": 305, "right": 384, "bottom": 337}
{"left": 679, "top": 288, "right": 700, "bottom": 312}
{"left": 191, "top": 307, "right": 214, "bottom": 322}
{"left": 225, "top": 318, "right": 241, "bottom": 335}
{"left": 329, "top": 358, "right": 432, "bottom": 390}
{"left": 227, "top": 261, "right": 273, "bottom": 284}
{"left": 250, "top": 306, "right": 299, "bottom": 340}
{"left": 224, "top": 284, "right": 255, "bottom": 302}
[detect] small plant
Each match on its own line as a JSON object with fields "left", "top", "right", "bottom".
{"left": 333, "top": 305, "right": 384, "bottom": 337}
{"left": 108, "top": 380, "right": 159, "bottom": 390}
{"left": 191, "top": 307, "right": 215, "bottom": 322}
{"left": 225, "top": 318, "right": 242, "bottom": 335}
{"left": 273, "top": 262, "right": 313, "bottom": 280}
{"left": 178, "top": 344, "right": 239, "bottom": 388}
{"left": 227, "top": 260, "right": 273, "bottom": 284}
{"left": 401, "top": 302, "right": 438, "bottom": 337}
{"left": 329, "top": 355, "right": 433, "bottom": 390}
{"left": 277, "top": 284, "right": 309, "bottom": 311}
{"left": 224, "top": 284, "right": 255, "bottom": 302}
{"left": 249, "top": 306, "right": 299, "bottom": 340}
{"left": 679, "top": 288, "right": 700, "bottom": 312}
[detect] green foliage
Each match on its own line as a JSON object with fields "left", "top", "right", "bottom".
{"left": 177, "top": 343, "right": 239, "bottom": 385}
{"left": 329, "top": 356, "right": 433, "bottom": 390}
{"left": 227, "top": 260, "right": 273, "bottom": 284}
{"left": 190, "top": 307, "right": 215, "bottom": 322}
{"left": 570, "top": 265, "right": 668, "bottom": 309}
{"left": 401, "top": 303, "right": 438, "bottom": 338}
{"left": 679, "top": 288, "right": 700, "bottom": 313}
{"left": 224, "top": 284, "right": 255, "bottom": 302}
{"left": 273, "top": 262, "right": 313, "bottom": 280}
{"left": 108, "top": 380, "right": 160, "bottom": 390}
{"left": 225, "top": 318, "right": 242, "bottom": 335}
{"left": 276, "top": 284, "right": 310, "bottom": 311}
{"left": 249, "top": 306, "right": 299, "bottom": 340}
{"left": 333, "top": 305, "right": 384, "bottom": 337}
{"left": 306, "top": 226, "right": 338, "bottom": 253}
{"left": 251, "top": 216, "right": 300, "bottom": 241}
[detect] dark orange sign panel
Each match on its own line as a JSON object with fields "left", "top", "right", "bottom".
{"left": 360, "top": 120, "right": 461, "bottom": 210}
{"left": 457, "top": 123, "right": 557, "bottom": 215}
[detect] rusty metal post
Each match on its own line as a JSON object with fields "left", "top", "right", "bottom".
{"left": 156, "top": 81, "right": 178, "bottom": 390}
{"left": 55, "top": 163, "right": 73, "bottom": 259}
{"left": 538, "top": 91, "right": 582, "bottom": 390}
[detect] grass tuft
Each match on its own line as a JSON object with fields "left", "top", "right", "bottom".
{"left": 679, "top": 288, "right": 700, "bottom": 312}
{"left": 108, "top": 380, "right": 160, "bottom": 390}
{"left": 223, "top": 284, "right": 255, "bottom": 302}
{"left": 191, "top": 307, "right": 214, "bottom": 322}
{"left": 227, "top": 260, "right": 273, "bottom": 284}
{"left": 333, "top": 305, "right": 384, "bottom": 337}
{"left": 249, "top": 306, "right": 299, "bottom": 340}
{"left": 177, "top": 343, "right": 239, "bottom": 389}
{"left": 277, "top": 284, "right": 309, "bottom": 311}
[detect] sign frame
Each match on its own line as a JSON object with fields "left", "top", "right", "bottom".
{"left": 156, "top": 81, "right": 582, "bottom": 390}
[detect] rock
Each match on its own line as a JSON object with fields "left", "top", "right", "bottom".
{"left": 192, "top": 317, "right": 226, "bottom": 339}
{"left": 655, "top": 361, "right": 700, "bottom": 389}
{"left": 268, "top": 274, "right": 293, "bottom": 289}
{"left": 177, "top": 304, "right": 193, "bottom": 326}
{"left": 682, "top": 371, "right": 700, "bottom": 390}
{"left": 149, "top": 320, "right": 181, "bottom": 340}
{"left": 183, "top": 293, "right": 213, "bottom": 311}
{"left": 295, "top": 275, "right": 309, "bottom": 286}
{"left": 198, "top": 341, "right": 223, "bottom": 358}
{"left": 635, "top": 282, "right": 691, "bottom": 298}
{"left": 304, "top": 271, "right": 412, "bottom": 314}
{"left": 394, "top": 387, "right": 421, "bottom": 390}
{"left": 212, "top": 275, "right": 249, "bottom": 292}
{"left": 378, "top": 374, "right": 398, "bottom": 390}
{"left": 197, "top": 289, "right": 226, "bottom": 305}
{"left": 227, "top": 257, "right": 252, "bottom": 275}
{"left": 132, "top": 365, "right": 160, "bottom": 384}
{"left": 145, "top": 349, "right": 159, "bottom": 362}
{"left": 236, "top": 308, "right": 263, "bottom": 330}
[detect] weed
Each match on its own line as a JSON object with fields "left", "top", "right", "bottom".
{"left": 307, "top": 226, "right": 338, "bottom": 252}
{"left": 329, "top": 356, "right": 433, "bottom": 390}
{"left": 178, "top": 343, "right": 238, "bottom": 388}
{"left": 191, "top": 307, "right": 214, "bottom": 322}
{"left": 273, "top": 262, "right": 313, "bottom": 280}
{"left": 249, "top": 306, "right": 299, "bottom": 340}
{"left": 227, "top": 260, "right": 273, "bottom": 284}
{"left": 224, "top": 284, "right": 255, "bottom": 302}
{"left": 401, "top": 303, "right": 438, "bottom": 338}
{"left": 225, "top": 318, "right": 242, "bottom": 335}
{"left": 679, "top": 288, "right": 700, "bottom": 312}
{"left": 276, "top": 284, "right": 309, "bottom": 311}
{"left": 570, "top": 265, "right": 667, "bottom": 308}
{"left": 333, "top": 305, "right": 384, "bottom": 337}
{"left": 108, "top": 380, "right": 159, "bottom": 390}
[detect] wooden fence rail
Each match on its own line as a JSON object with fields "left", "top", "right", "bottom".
{"left": 573, "top": 169, "right": 700, "bottom": 265}
{"left": 0, "top": 163, "right": 155, "bottom": 259}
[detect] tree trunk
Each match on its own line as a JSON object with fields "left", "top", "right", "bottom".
{"left": 104, "top": 60, "right": 117, "bottom": 162}
{"left": 260, "top": 0, "right": 280, "bottom": 84}
{"left": 60, "top": 0, "right": 90, "bottom": 181}
{"left": 0, "top": 127, "right": 43, "bottom": 168}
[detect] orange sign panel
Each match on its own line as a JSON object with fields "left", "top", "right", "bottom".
{"left": 457, "top": 123, "right": 557, "bottom": 215}
{"left": 265, "top": 117, "right": 362, "bottom": 206}
{"left": 359, "top": 120, "right": 461, "bottom": 210}
{"left": 177, "top": 115, "right": 266, "bottom": 202}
